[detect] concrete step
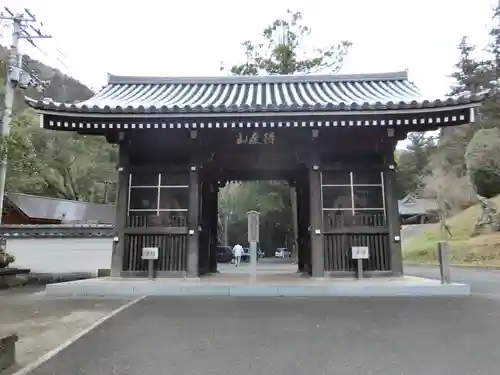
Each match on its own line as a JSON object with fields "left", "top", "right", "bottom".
{"left": 44, "top": 276, "right": 471, "bottom": 298}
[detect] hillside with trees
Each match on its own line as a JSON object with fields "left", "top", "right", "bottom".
{"left": 401, "top": 4, "right": 500, "bottom": 264}
{"left": 0, "top": 45, "right": 117, "bottom": 203}
{"left": 398, "top": 8, "right": 500, "bottom": 208}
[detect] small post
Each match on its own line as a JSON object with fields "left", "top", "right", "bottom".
{"left": 352, "top": 246, "right": 369, "bottom": 280}
{"left": 438, "top": 241, "right": 451, "bottom": 284}
{"left": 148, "top": 259, "right": 154, "bottom": 280}
{"left": 247, "top": 210, "right": 260, "bottom": 281}
{"left": 142, "top": 247, "right": 158, "bottom": 280}
{"left": 357, "top": 258, "right": 363, "bottom": 280}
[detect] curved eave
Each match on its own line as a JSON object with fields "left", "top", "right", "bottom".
{"left": 26, "top": 96, "right": 484, "bottom": 119}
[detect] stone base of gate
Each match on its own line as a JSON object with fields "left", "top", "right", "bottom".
{"left": 44, "top": 275, "right": 470, "bottom": 297}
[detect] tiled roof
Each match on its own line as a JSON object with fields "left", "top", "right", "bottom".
{"left": 398, "top": 196, "right": 438, "bottom": 216}
{"left": 5, "top": 193, "right": 116, "bottom": 224}
{"left": 26, "top": 71, "right": 485, "bottom": 116}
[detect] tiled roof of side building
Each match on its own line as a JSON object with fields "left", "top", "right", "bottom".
{"left": 25, "top": 71, "right": 486, "bottom": 115}
{"left": 4, "top": 192, "right": 116, "bottom": 224}
{"left": 398, "top": 197, "right": 438, "bottom": 216}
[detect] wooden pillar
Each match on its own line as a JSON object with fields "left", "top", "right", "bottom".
{"left": 187, "top": 164, "right": 200, "bottom": 278}
{"left": 297, "top": 182, "right": 307, "bottom": 272}
{"left": 290, "top": 183, "right": 299, "bottom": 262}
{"left": 199, "top": 182, "right": 210, "bottom": 275}
{"left": 209, "top": 183, "right": 219, "bottom": 273}
{"left": 383, "top": 148, "right": 404, "bottom": 276}
{"left": 309, "top": 161, "right": 324, "bottom": 278}
{"left": 296, "top": 184, "right": 304, "bottom": 271}
{"left": 302, "top": 173, "right": 312, "bottom": 274}
{"left": 111, "top": 137, "right": 129, "bottom": 277}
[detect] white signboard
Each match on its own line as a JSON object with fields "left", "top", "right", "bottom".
{"left": 351, "top": 246, "right": 369, "bottom": 260}
{"left": 142, "top": 247, "right": 159, "bottom": 260}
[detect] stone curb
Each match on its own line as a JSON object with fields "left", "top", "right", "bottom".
{"left": 3, "top": 273, "right": 95, "bottom": 288}
{"left": 45, "top": 281, "right": 471, "bottom": 298}
{"left": 404, "top": 263, "right": 500, "bottom": 271}
{"left": 26, "top": 273, "right": 94, "bottom": 285}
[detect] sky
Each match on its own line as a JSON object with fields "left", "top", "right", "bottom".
{"left": 0, "top": 1, "right": 497, "bottom": 150}
{"left": 1, "top": 0, "right": 496, "bottom": 95}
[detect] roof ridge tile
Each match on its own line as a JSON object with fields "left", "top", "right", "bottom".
{"left": 107, "top": 71, "right": 409, "bottom": 85}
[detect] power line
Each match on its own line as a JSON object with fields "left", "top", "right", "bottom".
{"left": 0, "top": 8, "right": 52, "bottom": 224}
{"left": 24, "top": 21, "right": 69, "bottom": 69}
{"left": 17, "top": 9, "right": 77, "bottom": 83}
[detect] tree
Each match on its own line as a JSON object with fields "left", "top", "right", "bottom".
{"left": 435, "top": 36, "right": 492, "bottom": 177}
{"left": 479, "top": 4, "right": 500, "bottom": 130}
{"left": 220, "top": 182, "right": 293, "bottom": 253}
{"left": 465, "top": 128, "right": 500, "bottom": 198}
{"left": 221, "top": 9, "right": 351, "bottom": 76}
{"left": 396, "top": 133, "right": 436, "bottom": 198}
{"left": 0, "top": 44, "right": 118, "bottom": 204}
{"left": 5, "top": 110, "right": 117, "bottom": 203}
{"left": 219, "top": 10, "right": 351, "bottom": 253}
{"left": 422, "top": 6, "right": 500, "bottom": 213}
{"left": 449, "top": 36, "right": 490, "bottom": 97}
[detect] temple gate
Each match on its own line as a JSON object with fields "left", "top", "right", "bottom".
{"left": 27, "top": 71, "right": 483, "bottom": 278}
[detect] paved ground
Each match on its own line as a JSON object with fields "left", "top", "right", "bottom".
{"left": 6, "top": 262, "right": 500, "bottom": 375}
{"left": 0, "top": 286, "right": 132, "bottom": 373}
{"left": 24, "top": 296, "right": 500, "bottom": 375}
{"left": 217, "top": 258, "right": 297, "bottom": 275}
{"left": 405, "top": 264, "right": 500, "bottom": 299}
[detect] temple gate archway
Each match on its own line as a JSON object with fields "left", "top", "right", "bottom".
{"left": 27, "top": 71, "right": 484, "bottom": 278}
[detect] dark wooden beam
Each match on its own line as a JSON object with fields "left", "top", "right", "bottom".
{"left": 105, "top": 132, "right": 119, "bottom": 144}
{"left": 296, "top": 180, "right": 307, "bottom": 272}
{"left": 209, "top": 183, "right": 219, "bottom": 273}
{"left": 199, "top": 182, "right": 211, "bottom": 275}
{"left": 123, "top": 227, "right": 188, "bottom": 235}
{"left": 127, "top": 164, "right": 192, "bottom": 174}
{"left": 323, "top": 227, "right": 389, "bottom": 235}
{"left": 186, "top": 163, "right": 200, "bottom": 278}
{"left": 186, "top": 136, "right": 205, "bottom": 278}
{"left": 308, "top": 131, "right": 324, "bottom": 278}
{"left": 382, "top": 140, "right": 403, "bottom": 276}
{"left": 110, "top": 138, "right": 130, "bottom": 276}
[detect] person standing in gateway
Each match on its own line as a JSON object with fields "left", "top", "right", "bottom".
{"left": 233, "top": 244, "right": 243, "bottom": 267}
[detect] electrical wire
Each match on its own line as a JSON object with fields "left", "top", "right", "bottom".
{"left": 3, "top": 7, "right": 84, "bottom": 90}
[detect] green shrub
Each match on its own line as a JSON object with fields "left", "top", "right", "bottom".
{"left": 465, "top": 128, "right": 500, "bottom": 198}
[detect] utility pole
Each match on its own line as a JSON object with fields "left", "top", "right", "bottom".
{"left": 0, "top": 8, "right": 51, "bottom": 223}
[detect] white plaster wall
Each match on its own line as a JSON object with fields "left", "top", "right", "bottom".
{"left": 8, "top": 238, "right": 113, "bottom": 274}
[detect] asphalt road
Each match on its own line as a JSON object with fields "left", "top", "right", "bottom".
{"left": 26, "top": 296, "right": 500, "bottom": 375}
{"left": 15, "top": 263, "right": 500, "bottom": 375}
{"left": 405, "top": 264, "right": 500, "bottom": 299}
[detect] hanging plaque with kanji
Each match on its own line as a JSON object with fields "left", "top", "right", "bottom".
{"left": 236, "top": 131, "right": 275, "bottom": 145}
